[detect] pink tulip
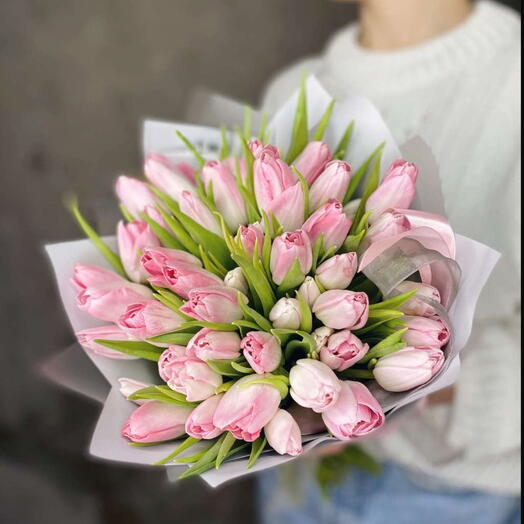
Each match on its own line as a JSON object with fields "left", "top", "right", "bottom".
{"left": 180, "top": 286, "right": 244, "bottom": 323}
{"left": 313, "top": 290, "right": 369, "bottom": 330}
{"left": 187, "top": 329, "right": 242, "bottom": 361}
{"left": 322, "top": 381, "right": 385, "bottom": 440}
{"left": 312, "top": 326, "right": 334, "bottom": 352}
{"left": 223, "top": 267, "right": 249, "bottom": 295}
{"left": 158, "top": 346, "right": 222, "bottom": 402}
{"left": 366, "top": 159, "right": 419, "bottom": 221}
{"left": 121, "top": 400, "right": 192, "bottom": 443}
{"left": 309, "top": 161, "right": 352, "bottom": 210}
{"left": 185, "top": 394, "right": 224, "bottom": 440}
{"left": 118, "top": 377, "right": 150, "bottom": 403}
{"left": 117, "top": 220, "right": 161, "bottom": 283}
{"left": 202, "top": 160, "right": 247, "bottom": 231}
{"left": 115, "top": 176, "right": 157, "bottom": 219}
{"left": 298, "top": 277, "right": 321, "bottom": 308}
{"left": 403, "top": 315, "right": 451, "bottom": 348}
{"left": 302, "top": 200, "right": 352, "bottom": 251}
{"left": 118, "top": 300, "right": 184, "bottom": 338}
{"left": 373, "top": 346, "right": 444, "bottom": 392}
{"left": 76, "top": 324, "right": 140, "bottom": 360}
{"left": 179, "top": 191, "right": 221, "bottom": 235}
{"left": 72, "top": 263, "right": 153, "bottom": 322}
{"left": 160, "top": 263, "right": 222, "bottom": 299}
{"left": 143, "top": 204, "right": 169, "bottom": 229}
{"left": 264, "top": 409, "right": 303, "bottom": 456}
{"left": 269, "top": 298, "right": 302, "bottom": 330}
{"left": 293, "top": 141, "right": 332, "bottom": 184}
{"left": 270, "top": 230, "right": 312, "bottom": 286}
{"left": 213, "top": 374, "right": 282, "bottom": 442}
{"left": 241, "top": 331, "right": 282, "bottom": 374}
{"left": 248, "top": 139, "right": 280, "bottom": 159}
{"left": 289, "top": 359, "right": 341, "bottom": 413}
{"left": 315, "top": 253, "right": 358, "bottom": 290}
{"left": 365, "top": 210, "right": 412, "bottom": 245}
{"left": 236, "top": 223, "right": 264, "bottom": 258}
{"left": 144, "top": 153, "right": 195, "bottom": 202}
{"left": 397, "top": 282, "right": 441, "bottom": 317}
{"left": 266, "top": 182, "right": 305, "bottom": 232}
{"left": 320, "top": 330, "right": 369, "bottom": 371}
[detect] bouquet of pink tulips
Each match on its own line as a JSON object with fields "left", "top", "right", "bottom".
{"left": 47, "top": 77, "right": 498, "bottom": 484}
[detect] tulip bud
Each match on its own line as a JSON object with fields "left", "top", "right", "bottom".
{"left": 365, "top": 210, "right": 412, "bottom": 245}
{"left": 144, "top": 153, "right": 195, "bottom": 202}
{"left": 161, "top": 263, "right": 222, "bottom": 299}
{"left": 309, "top": 161, "right": 352, "bottom": 210}
{"left": 298, "top": 277, "right": 322, "bottom": 308}
{"left": 224, "top": 267, "right": 249, "bottom": 295}
{"left": 236, "top": 223, "right": 264, "bottom": 258}
{"left": 366, "top": 159, "right": 418, "bottom": 221}
{"left": 265, "top": 409, "right": 303, "bottom": 456}
{"left": 76, "top": 325, "right": 140, "bottom": 360}
{"left": 180, "top": 286, "right": 245, "bottom": 323}
{"left": 266, "top": 182, "right": 305, "bottom": 232}
{"left": 241, "top": 331, "right": 282, "bottom": 374}
{"left": 396, "top": 282, "right": 441, "bottom": 317}
{"left": 187, "top": 328, "right": 242, "bottom": 361}
{"left": 213, "top": 374, "right": 282, "bottom": 441}
{"left": 121, "top": 401, "right": 192, "bottom": 443}
{"left": 115, "top": 176, "right": 157, "bottom": 219}
{"left": 270, "top": 230, "right": 312, "bottom": 286}
{"left": 302, "top": 200, "right": 352, "bottom": 251}
{"left": 72, "top": 263, "right": 153, "bottom": 322}
{"left": 343, "top": 199, "right": 361, "bottom": 221}
{"left": 158, "top": 346, "right": 222, "bottom": 401}
{"left": 373, "top": 346, "right": 444, "bottom": 392}
{"left": 321, "top": 381, "right": 385, "bottom": 440}
{"left": 118, "top": 299, "right": 184, "bottom": 338}
{"left": 289, "top": 359, "right": 341, "bottom": 413}
{"left": 293, "top": 141, "right": 332, "bottom": 184}
{"left": 315, "top": 253, "right": 358, "bottom": 290}
{"left": 117, "top": 220, "right": 161, "bottom": 283}
{"left": 179, "top": 191, "right": 221, "bottom": 235}
{"left": 312, "top": 326, "right": 334, "bottom": 352}
{"left": 248, "top": 139, "right": 280, "bottom": 159}
{"left": 403, "top": 315, "right": 451, "bottom": 348}
{"left": 202, "top": 160, "right": 247, "bottom": 231}
{"left": 185, "top": 394, "right": 224, "bottom": 440}
{"left": 320, "top": 330, "right": 369, "bottom": 371}
{"left": 313, "top": 290, "right": 369, "bottom": 330}
{"left": 141, "top": 247, "right": 202, "bottom": 288}
{"left": 118, "top": 377, "right": 150, "bottom": 403}
{"left": 269, "top": 298, "right": 302, "bottom": 329}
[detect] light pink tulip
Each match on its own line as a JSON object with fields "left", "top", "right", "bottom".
{"left": 144, "top": 153, "right": 195, "bottom": 202}
{"left": 302, "top": 200, "right": 352, "bottom": 251}
{"left": 236, "top": 223, "right": 264, "bottom": 258}
{"left": 365, "top": 210, "right": 412, "bottom": 245}
{"left": 320, "top": 330, "right": 369, "bottom": 371}
{"left": 72, "top": 263, "right": 153, "bottom": 322}
{"left": 158, "top": 346, "right": 222, "bottom": 401}
{"left": 269, "top": 298, "right": 302, "bottom": 330}
{"left": 241, "top": 331, "right": 282, "bottom": 374}
{"left": 265, "top": 409, "right": 303, "bottom": 456}
{"left": 202, "top": 160, "right": 247, "bottom": 231}
{"left": 313, "top": 290, "right": 369, "bottom": 330}
{"left": 315, "top": 253, "right": 358, "bottom": 290}
{"left": 187, "top": 329, "right": 242, "bottom": 361}
{"left": 373, "top": 346, "right": 444, "bottom": 392}
{"left": 397, "top": 282, "right": 442, "bottom": 317}
{"left": 179, "top": 191, "right": 221, "bottom": 235}
{"left": 76, "top": 324, "right": 140, "bottom": 360}
{"left": 121, "top": 400, "right": 192, "bottom": 443}
{"left": 117, "top": 220, "right": 161, "bottom": 283}
{"left": 143, "top": 204, "right": 169, "bottom": 229}
{"left": 309, "top": 161, "right": 352, "bottom": 210}
{"left": 403, "top": 315, "right": 451, "bottom": 348}
{"left": 223, "top": 267, "right": 249, "bottom": 295}
{"left": 289, "top": 359, "right": 341, "bottom": 413}
{"left": 185, "top": 394, "right": 224, "bottom": 439}
{"left": 160, "top": 262, "right": 222, "bottom": 299}
{"left": 213, "top": 374, "right": 282, "bottom": 442}
{"left": 180, "top": 286, "right": 244, "bottom": 323}
{"left": 293, "top": 141, "right": 332, "bottom": 184}
{"left": 118, "top": 300, "right": 184, "bottom": 338}
{"left": 270, "top": 230, "right": 312, "bottom": 286}
{"left": 266, "top": 182, "right": 305, "bottom": 232}
{"left": 312, "top": 326, "right": 334, "bottom": 352}
{"left": 115, "top": 176, "right": 157, "bottom": 219}
{"left": 118, "top": 377, "right": 150, "bottom": 403}
{"left": 366, "top": 159, "right": 419, "bottom": 221}
{"left": 322, "top": 381, "right": 385, "bottom": 440}
{"left": 298, "top": 277, "right": 322, "bottom": 308}
{"left": 248, "top": 139, "right": 280, "bottom": 159}
{"left": 174, "top": 161, "right": 197, "bottom": 184}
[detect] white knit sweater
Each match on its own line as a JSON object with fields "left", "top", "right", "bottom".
{"left": 262, "top": 0, "right": 521, "bottom": 495}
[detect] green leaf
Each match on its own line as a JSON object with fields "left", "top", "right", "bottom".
{"left": 237, "top": 292, "right": 273, "bottom": 331}
{"left": 354, "top": 210, "right": 373, "bottom": 236}
{"left": 258, "top": 112, "right": 269, "bottom": 142}
{"left": 65, "top": 195, "right": 126, "bottom": 277}
{"left": 175, "top": 130, "right": 206, "bottom": 168}
{"left": 154, "top": 436, "right": 201, "bottom": 465}
{"left": 230, "top": 361, "right": 254, "bottom": 374}
{"left": 215, "top": 381, "right": 235, "bottom": 394}
{"left": 292, "top": 166, "right": 309, "bottom": 221}
{"left": 341, "top": 231, "right": 366, "bottom": 253}
{"left": 119, "top": 204, "right": 134, "bottom": 222}
{"left": 277, "top": 258, "right": 306, "bottom": 295}
{"left": 151, "top": 286, "right": 184, "bottom": 308}
{"left": 286, "top": 76, "right": 309, "bottom": 163}
{"left": 365, "top": 342, "right": 407, "bottom": 365}
{"left": 216, "top": 432, "right": 237, "bottom": 469}
{"left": 181, "top": 320, "right": 238, "bottom": 332}
{"left": 339, "top": 368, "right": 374, "bottom": 380}
{"left": 313, "top": 99, "right": 336, "bottom": 142}
{"left": 261, "top": 212, "right": 273, "bottom": 275}
{"left": 128, "top": 386, "right": 199, "bottom": 406}
{"left": 207, "top": 359, "right": 243, "bottom": 377}
{"left": 219, "top": 126, "right": 230, "bottom": 160}
{"left": 94, "top": 339, "right": 163, "bottom": 361}
{"left": 333, "top": 120, "right": 355, "bottom": 161}
{"left": 199, "top": 245, "right": 227, "bottom": 278}
{"left": 369, "top": 290, "right": 417, "bottom": 311}
{"left": 354, "top": 310, "right": 404, "bottom": 336}
{"left": 369, "top": 328, "right": 408, "bottom": 353}
{"left": 311, "top": 234, "right": 324, "bottom": 272}
{"left": 247, "top": 437, "right": 267, "bottom": 468}
{"left": 296, "top": 290, "right": 313, "bottom": 333}
{"left": 239, "top": 375, "right": 289, "bottom": 398}
{"left": 147, "top": 331, "right": 196, "bottom": 346}
{"left": 140, "top": 211, "right": 185, "bottom": 250}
